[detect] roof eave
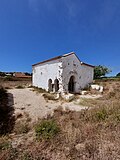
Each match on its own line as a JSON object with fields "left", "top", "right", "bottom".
{"left": 32, "top": 52, "right": 75, "bottom": 67}
{"left": 81, "top": 62, "right": 95, "bottom": 68}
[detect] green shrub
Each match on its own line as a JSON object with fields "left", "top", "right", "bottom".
{"left": 3, "top": 76, "right": 13, "bottom": 81}
{"left": 35, "top": 120, "right": 59, "bottom": 140}
{"left": 22, "top": 153, "right": 32, "bottom": 160}
{"left": 94, "top": 108, "right": 108, "bottom": 121}
{"left": 15, "top": 85, "right": 24, "bottom": 89}
{"left": 0, "top": 137, "right": 11, "bottom": 150}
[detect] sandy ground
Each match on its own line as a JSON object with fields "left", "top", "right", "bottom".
{"left": 8, "top": 88, "right": 90, "bottom": 121}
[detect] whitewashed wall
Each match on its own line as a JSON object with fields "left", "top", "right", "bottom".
{"left": 62, "top": 54, "right": 94, "bottom": 93}
{"left": 80, "top": 64, "right": 94, "bottom": 89}
{"left": 32, "top": 59, "right": 63, "bottom": 92}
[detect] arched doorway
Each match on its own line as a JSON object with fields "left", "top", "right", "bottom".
{"left": 54, "top": 79, "right": 59, "bottom": 92}
{"left": 68, "top": 76, "right": 75, "bottom": 93}
{"left": 48, "top": 79, "right": 53, "bottom": 92}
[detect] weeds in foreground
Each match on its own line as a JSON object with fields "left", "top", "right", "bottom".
{"left": 35, "top": 119, "right": 60, "bottom": 140}
{"left": 0, "top": 136, "right": 11, "bottom": 150}
{"left": 0, "top": 81, "right": 120, "bottom": 160}
{"left": 14, "top": 121, "right": 30, "bottom": 134}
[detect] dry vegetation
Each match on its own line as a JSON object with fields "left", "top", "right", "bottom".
{"left": 0, "top": 80, "right": 120, "bottom": 160}
{"left": 0, "top": 77, "right": 31, "bottom": 89}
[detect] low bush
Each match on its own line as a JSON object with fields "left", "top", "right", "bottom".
{"left": 14, "top": 121, "right": 30, "bottom": 134}
{"left": 15, "top": 85, "right": 24, "bottom": 89}
{"left": 0, "top": 136, "right": 11, "bottom": 150}
{"left": 3, "top": 76, "right": 13, "bottom": 81}
{"left": 94, "top": 108, "right": 108, "bottom": 121}
{"left": 35, "top": 119, "right": 60, "bottom": 140}
{"left": 43, "top": 93, "right": 57, "bottom": 101}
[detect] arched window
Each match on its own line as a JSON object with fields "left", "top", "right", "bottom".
{"left": 54, "top": 79, "right": 59, "bottom": 92}
{"left": 48, "top": 79, "right": 53, "bottom": 92}
{"left": 68, "top": 76, "right": 75, "bottom": 93}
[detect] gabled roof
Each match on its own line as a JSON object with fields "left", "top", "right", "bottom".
{"left": 32, "top": 52, "right": 74, "bottom": 66}
{"left": 32, "top": 52, "right": 94, "bottom": 68}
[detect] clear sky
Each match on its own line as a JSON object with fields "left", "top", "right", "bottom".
{"left": 0, "top": 0, "right": 120, "bottom": 75}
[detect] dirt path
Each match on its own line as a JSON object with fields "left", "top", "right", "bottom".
{"left": 8, "top": 88, "right": 88, "bottom": 121}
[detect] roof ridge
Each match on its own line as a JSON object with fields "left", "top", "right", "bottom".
{"left": 32, "top": 52, "right": 75, "bottom": 66}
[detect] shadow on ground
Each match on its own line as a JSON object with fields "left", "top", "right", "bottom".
{"left": 0, "top": 92, "right": 15, "bottom": 135}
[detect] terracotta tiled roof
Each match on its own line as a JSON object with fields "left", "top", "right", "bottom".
{"left": 14, "top": 72, "right": 31, "bottom": 78}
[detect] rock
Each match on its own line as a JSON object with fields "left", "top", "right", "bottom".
{"left": 62, "top": 93, "right": 75, "bottom": 101}
{"left": 55, "top": 93, "right": 60, "bottom": 100}
{"left": 15, "top": 111, "right": 23, "bottom": 119}
{"left": 81, "top": 91, "right": 88, "bottom": 95}
{"left": 91, "top": 84, "right": 100, "bottom": 90}
{"left": 91, "top": 84, "right": 104, "bottom": 93}
{"left": 11, "top": 141, "right": 18, "bottom": 149}
{"left": 75, "top": 143, "right": 85, "bottom": 151}
{"left": 99, "top": 86, "right": 103, "bottom": 93}
{"left": 28, "top": 84, "right": 32, "bottom": 88}
{"left": 21, "top": 107, "right": 25, "bottom": 110}
{"left": 64, "top": 147, "right": 70, "bottom": 156}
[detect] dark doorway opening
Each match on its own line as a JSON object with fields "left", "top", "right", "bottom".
{"left": 54, "top": 79, "right": 59, "bottom": 92}
{"left": 48, "top": 79, "right": 53, "bottom": 92}
{"left": 68, "top": 76, "right": 75, "bottom": 93}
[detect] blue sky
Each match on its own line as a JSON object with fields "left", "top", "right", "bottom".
{"left": 0, "top": 0, "right": 120, "bottom": 75}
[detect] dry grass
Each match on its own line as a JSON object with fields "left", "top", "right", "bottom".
{"left": 0, "top": 80, "right": 120, "bottom": 159}
{"left": 0, "top": 136, "right": 11, "bottom": 150}
{"left": 43, "top": 93, "right": 57, "bottom": 101}
{"left": 32, "top": 86, "right": 47, "bottom": 93}
{"left": 14, "top": 120, "right": 30, "bottom": 134}
{"left": 0, "top": 77, "right": 31, "bottom": 89}
{"left": 14, "top": 112, "right": 31, "bottom": 134}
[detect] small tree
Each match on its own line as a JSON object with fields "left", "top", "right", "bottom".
{"left": 24, "top": 72, "right": 32, "bottom": 76}
{"left": 0, "top": 72, "right": 6, "bottom": 77}
{"left": 94, "top": 65, "right": 111, "bottom": 79}
{"left": 116, "top": 73, "right": 120, "bottom": 77}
